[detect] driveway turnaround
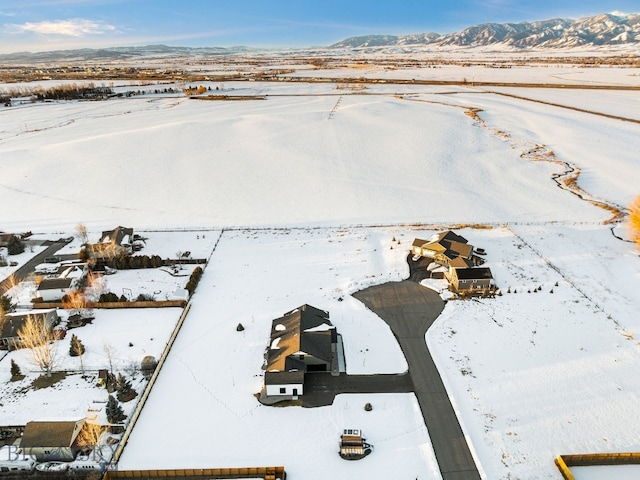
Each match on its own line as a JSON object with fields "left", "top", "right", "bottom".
{"left": 353, "top": 277, "right": 482, "bottom": 480}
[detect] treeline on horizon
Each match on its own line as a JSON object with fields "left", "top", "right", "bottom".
{"left": 0, "top": 82, "right": 113, "bottom": 103}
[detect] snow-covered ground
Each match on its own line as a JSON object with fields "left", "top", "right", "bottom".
{"left": 0, "top": 308, "right": 180, "bottom": 425}
{"left": 118, "top": 227, "right": 434, "bottom": 479}
{"left": 1, "top": 63, "right": 639, "bottom": 479}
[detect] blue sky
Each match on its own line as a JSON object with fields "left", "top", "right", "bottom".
{"left": 0, "top": 0, "right": 637, "bottom": 53}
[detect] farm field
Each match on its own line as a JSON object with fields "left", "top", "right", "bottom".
{"left": 1, "top": 62, "right": 639, "bottom": 479}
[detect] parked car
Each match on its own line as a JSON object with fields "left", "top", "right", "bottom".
{"left": 34, "top": 263, "right": 59, "bottom": 274}
{"left": 35, "top": 461, "right": 69, "bottom": 473}
{"left": 44, "top": 256, "right": 61, "bottom": 264}
{"left": 0, "top": 446, "right": 36, "bottom": 475}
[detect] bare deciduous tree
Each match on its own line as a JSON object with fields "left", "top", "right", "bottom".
{"left": 76, "top": 422, "right": 107, "bottom": 450}
{"left": 103, "top": 343, "right": 116, "bottom": 373}
{"left": 18, "top": 315, "right": 58, "bottom": 377}
{"left": 75, "top": 222, "right": 89, "bottom": 245}
{"left": 630, "top": 195, "right": 640, "bottom": 249}
{"left": 62, "top": 289, "right": 93, "bottom": 318}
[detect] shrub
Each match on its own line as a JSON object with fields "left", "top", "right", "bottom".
{"left": 185, "top": 266, "right": 204, "bottom": 295}
{"left": 10, "top": 359, "right": 21, "bottom": 377}
{"left": 236, "top": 323, "right": 245, "bottom": 332}
{"left": 99, "top": 292, "right": 120, "bottom": 303}
{"left": 364, "top": 402, "right": 373, "bottom": 411}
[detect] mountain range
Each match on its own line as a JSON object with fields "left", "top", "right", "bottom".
{"left": 0, "top": 13, "right": 638, "bottom": 64}
{"left": 331, "top": 13, "right": 640, "bottom": 49}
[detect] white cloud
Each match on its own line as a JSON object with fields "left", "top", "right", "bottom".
{"left": 10, "top": 18, "right": 117, "bottom": 37}
{"left": 0, "top": 11, "right": 17, "bottom": 17}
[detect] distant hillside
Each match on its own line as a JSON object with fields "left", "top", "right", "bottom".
{"left": 0, "top": 44, "right": 255, "bottom": 64}
{"left": 331, "top": 13, "right": 640, "bottom": 49}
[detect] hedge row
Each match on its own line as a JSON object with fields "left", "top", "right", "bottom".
{"left": 105, "top": 255, "right": 163, "bottom": 270}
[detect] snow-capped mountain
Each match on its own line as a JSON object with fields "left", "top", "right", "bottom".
{"left": 331, "top": 13, "right": 640, "bottom": 49}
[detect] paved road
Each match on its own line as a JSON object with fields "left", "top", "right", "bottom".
{"left": 353, "top": 260, "right": 482, "bottom": 480}
{"left": 0, "top": 240, "right": 68, "bottom": 294}
{"left": 303, "top": 372, "right": 413, "bottom": 407}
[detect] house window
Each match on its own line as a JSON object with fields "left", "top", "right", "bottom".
{"left": 298, "top": 354, "right": 304, "bottom": 360}
{"left": 279, "top": 387, "right": 286, "bottom": 394}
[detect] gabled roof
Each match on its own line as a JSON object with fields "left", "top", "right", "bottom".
{"left": 431, "top": 230, "right": 468, "bottom": 245}
{"left": 266, "top": 304, "right": 334, "bottom": 372}
{"left": 453, "top": 267, "right": 493, "bottom": 280}
{"left": 264, "top": 370, "right": 305, "bottom": 386}
{"left": 448, "top": 256, "right": 475, "bottom": 268}
{"left": 99, "top": 226, "right": 133, "bottom": 246}
{"left": 20, "top": 420, "right": 84, "bottom": 448}
{"left": 412, "top": 238, "right": 428, "bottom": 248}
{"left": 1, "top": 310, "right": 57, "bottom": 339}
{"left": 420, "top": 230, "right": 474, "bottom": 263}
{"left": 447, "top": 240, "right": 473, "bottom": 260}
{"left": 37, "top": 277, "right": 73, "bottom": 291}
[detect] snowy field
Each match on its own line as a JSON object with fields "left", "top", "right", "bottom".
{"left": 1, "top": 63, "right": 639, "bottom": 479}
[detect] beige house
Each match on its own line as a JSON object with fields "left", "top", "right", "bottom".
{"left": 411, "top": 230, "right": 475, "bottom": 267}
{"left": 448, "top": 267, "right": 494, "bottom": 293}
{"left": 85, "top": 226, "right": 134, "bottom": 260}
{"left": 20, "top": 419, "right": 85, "bottom": 462}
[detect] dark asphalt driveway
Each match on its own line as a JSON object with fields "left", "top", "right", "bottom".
{"left": 353, "top": 273, "right": 482, "bottom": 480}
{"left": 303, "top": 372, "right": 413, "bottom": 408}
{"left": 0, "top": 239, "right": 69, "bottom": 294}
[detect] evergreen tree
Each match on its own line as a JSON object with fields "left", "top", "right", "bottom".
{"left": 105, "top": 395, "right": 126, "bottom": 424}
{"left": 1, "top": 295, "right": 14, "bottom": 313}
{"left": 7, "top": 235, "right": 24, "bottom": 255}
{"left": 69, "top": 334, "right": 86, "bottom": 356}
{"left": 116, "top": 373, "right": 132, "bottom": 394}
{"left": 10, "top": 359, "right": 21, "bottom": 377}
{"left": 116, "top": 373, "right": 137, "bottom": 401}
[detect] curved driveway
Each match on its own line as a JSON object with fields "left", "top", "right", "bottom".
{"left": 353, "top": 266, "right": 481, "bottom": 480}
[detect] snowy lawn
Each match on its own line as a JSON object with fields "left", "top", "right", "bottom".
{"left": 427, "top": 225, "right": 640, "bottom": 479}
{"left": 0, "top": 308, "right": 181, "bottom": 425}
{"left": 118, "top": 227, "right": 441, "bottom": 479}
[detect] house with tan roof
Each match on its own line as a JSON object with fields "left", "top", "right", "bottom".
{"left": 85, "top": 226, "right": 134, "bottom": 260}
{"left": 20, "top": 419, "right": 85, "bottom": 462}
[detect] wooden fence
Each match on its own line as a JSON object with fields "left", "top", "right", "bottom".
{"left": 109, "top": 302, "right": 192, "bottom": 467}
{"left": 105, "top": 466, "right": 285, "bottom": 480}
{"left": 556, "top": 452, "right": 640, "bottom": 480}
{"left": 32, "top": 300, "right": 187, "bottom": 309}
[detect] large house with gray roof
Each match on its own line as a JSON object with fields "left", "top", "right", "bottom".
{"left": 261, "top": 304, "right": 343, "bottom": 403}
